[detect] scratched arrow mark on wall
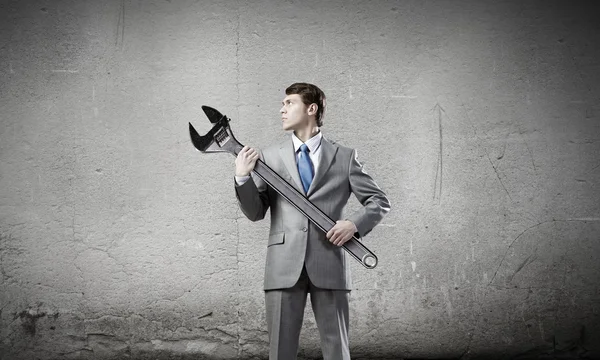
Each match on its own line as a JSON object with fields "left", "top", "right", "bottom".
{"left": 432, "top": 102, "right": 445, "bottom": 204}
{"left": 115, "top": 0, "right": 126, "bottom": 49}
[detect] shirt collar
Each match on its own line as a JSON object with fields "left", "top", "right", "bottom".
{"left": 292, "top": 131, "right": 323, "bottom": 153}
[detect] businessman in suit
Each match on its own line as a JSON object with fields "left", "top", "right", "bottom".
{"left": 234, "top": 83, "right": 390, "bottom": 360}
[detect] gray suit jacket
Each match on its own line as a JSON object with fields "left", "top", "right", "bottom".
{"left": 235, "top": 135, "right": 390, "bottom": 291}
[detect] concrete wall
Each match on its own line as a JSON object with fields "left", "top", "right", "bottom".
{"left": 1, "top": 0, "right": 599, "bottom": 359}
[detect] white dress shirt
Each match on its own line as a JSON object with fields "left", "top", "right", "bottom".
{"left": 235, "top": 131, "right": 323, "bottom": 185}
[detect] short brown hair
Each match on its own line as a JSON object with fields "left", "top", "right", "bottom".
{"left": 285, "top": 83, "right": 326, "bottom": 127}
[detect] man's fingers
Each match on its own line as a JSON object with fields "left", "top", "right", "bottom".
{"left": 333, "top": 235, "right": 344, "bottom": 246}
{"left": 235, "top": 146, "right": 259, "bottom": 177}
{"left": 240, "top": 147, "right": 258, "bottom": 163}
{"left": 332, "top": 236, "right": 340, "bottom": 246}
{"left": 237, "top": 146, "right": 251, "bottom": 160}
{"left": 329, "top": 229, "right": 342, "bottom": 244}
{"left": 327, "top": 224, "right": 339, "bottom": 239}
{"left": 249, "top": 151, "right": 259, "bottom": 162}
{"left": 326, "top": 229, "right": 333, "bottom": 239}
{"left": 336, "top": 235, "right": 349, "bottom": 246}
{"left": 327, "top": 223, "right": 352, "bottom": 246}
{"left": 329, "top": 231, "right": 338, "bottom": 242}
{"left": 248, "top": 153, "right": 259, "bottom": 167}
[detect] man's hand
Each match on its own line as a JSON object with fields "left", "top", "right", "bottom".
{"left": 326, "top": 220, "right": 357, "bottom": 247}
{"left": 235, "top": 146, "right": 259, "bottom": 176}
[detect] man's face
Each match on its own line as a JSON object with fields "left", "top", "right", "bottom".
{"left": 280, "top": 94, "right": 312, "bottom": 131}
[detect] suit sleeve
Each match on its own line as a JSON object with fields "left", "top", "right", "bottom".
{"left": 234, "top": 150, "right": 270, "bottom": 222}
{"left": 345, "top": 149, "right": 391, "bottom": 238}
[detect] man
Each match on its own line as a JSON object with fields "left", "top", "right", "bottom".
{"left": 234, "top": 83, "right": 390, "bottom": 359}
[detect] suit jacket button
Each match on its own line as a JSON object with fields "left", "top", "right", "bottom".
{"left": 301, "top": 227, "right": 307, "bottom": 232}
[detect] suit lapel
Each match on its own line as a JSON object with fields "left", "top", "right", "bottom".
{"left": 279, "top": 137, "right": 304, "bottom": 193}
{"left": 307, "top": 136, "right": 337, "bottom": 197}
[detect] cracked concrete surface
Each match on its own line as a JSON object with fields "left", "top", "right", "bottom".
{"left": 1, "top": 0, "right": 599, "bottom": 359}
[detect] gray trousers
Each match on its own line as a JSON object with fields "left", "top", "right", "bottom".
{"left": 265, "top": 266, "right": 351, "bottom": 360}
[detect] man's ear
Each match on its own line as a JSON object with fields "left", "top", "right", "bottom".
{"left": 308, "top": 103, "right": 318, "bottom": 116}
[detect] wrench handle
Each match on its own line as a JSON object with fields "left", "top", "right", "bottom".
{"left": 248, "top": 158, "right": 378, "bottom": 269}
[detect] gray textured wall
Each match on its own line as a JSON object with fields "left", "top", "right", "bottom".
{"left": 1, "top": 0, "right": 599, "bottom": 359}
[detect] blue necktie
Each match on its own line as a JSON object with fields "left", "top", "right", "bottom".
{"left": 297, "top": 144, "right": 314, "bottom": 193}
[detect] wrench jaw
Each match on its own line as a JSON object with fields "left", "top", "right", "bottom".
{"left": 189, "top": 107, "right": 244, "bottom": 155}
{"left": 201, "top": 105, "right": 224, "bottom": 124}
{"left": 189, "top": 122, "right": 224, "bottom": 153}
